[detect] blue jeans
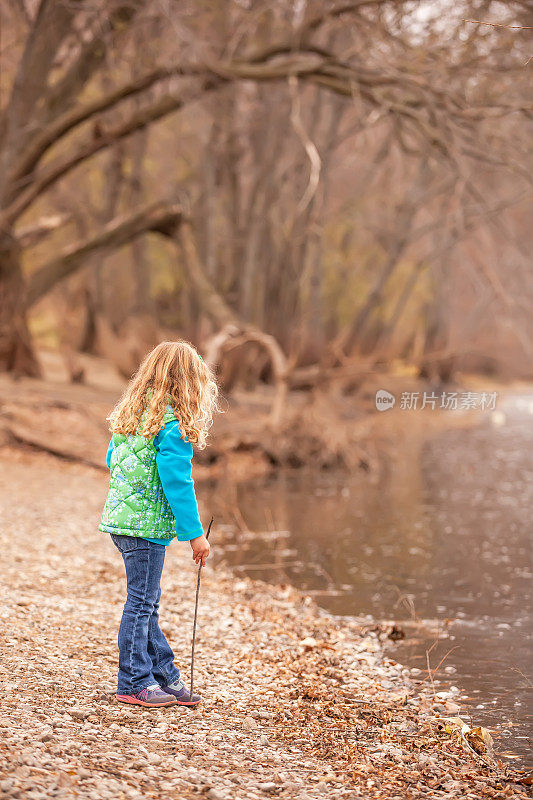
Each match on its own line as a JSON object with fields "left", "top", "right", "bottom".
{"left": 111, "top": 534, "right": 180, "bottom": 693}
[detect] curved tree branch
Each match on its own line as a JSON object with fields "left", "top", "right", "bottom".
{"left": 7, "top": 63, "right": 205, "bottom": 194}
{"left": 27, "top": 202, "right": 183, "bottom": 306}
{"left": 3, "top": 76, "right": 222, "bottom": 225}
{"left": 3, "top": 47, "right": 527, "bottom": 224}
{"left": 178, "top": 224, "right": 290, "bottom": 425}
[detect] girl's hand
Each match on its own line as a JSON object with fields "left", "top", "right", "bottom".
{"left": 190, "top": 533, "right": 210, "bottom": 567}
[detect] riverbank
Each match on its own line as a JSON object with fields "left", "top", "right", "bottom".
{"left": 0, "top": 447, "right": 529, "bottom": 799}
{"left": 0, "top": 348, "right": 501, "bottom": 482}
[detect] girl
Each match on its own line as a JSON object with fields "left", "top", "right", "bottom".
{"left": 99, "top": 341, "right": 218, "bottom": 708}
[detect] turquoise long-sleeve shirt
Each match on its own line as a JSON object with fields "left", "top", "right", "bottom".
{"left": 106, "top": 420, "right": 203, "bottom": 546}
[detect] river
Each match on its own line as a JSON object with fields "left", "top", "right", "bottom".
{"left": 210, "top": 390, "right": 532, "bottom": 765}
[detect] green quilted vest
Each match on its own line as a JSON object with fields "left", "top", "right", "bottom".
{"left": 98, "top": 406, "right": 178, "bottom": 539}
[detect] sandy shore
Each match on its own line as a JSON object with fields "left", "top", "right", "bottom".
{"left": 0, "top": 447, "right": 528, "bottom": 800}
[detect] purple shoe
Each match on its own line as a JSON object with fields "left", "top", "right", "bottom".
{"left": 116, "top": 684, "right": 177, "bottom": 707}
{"left": 160, "top": 679, "right": 201, "bottom": 706}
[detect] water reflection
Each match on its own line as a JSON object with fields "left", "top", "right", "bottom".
{"left": 207, "top": 392, "right": 533, "bottom": 764}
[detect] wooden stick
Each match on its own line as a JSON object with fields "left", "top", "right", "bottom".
{"left": 189, "top": 517, "right": 213, "bottom": 704}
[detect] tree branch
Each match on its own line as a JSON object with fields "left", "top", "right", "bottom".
{"left": 6, "top": 64, "right": 209, "bottom": 195}
{"left": 0, "top": 0, "right": 78, "bottom": 179}
{"left": 16, "top": 213, "right": 71, "bottom": 248}
{"left": 3, "top": 48, "right": 524, "bottom": 223}
{"left": 41, "top": 2, "right": 145, "bottom": 123}
{"left": 27, "top": 202, "right": 183, "bottom": 306}
{"left": 178, "top": 224, "right": 290, "bottom": 425}
{"left": 3, "top": 75, "right": 222, "bottom": 224}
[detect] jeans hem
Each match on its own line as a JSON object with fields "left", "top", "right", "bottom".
{"left": 157, "top": 667, "right": 180, "bottom": 686}
{"left": 117, "top": 681, "right": 158, "bottom": 695}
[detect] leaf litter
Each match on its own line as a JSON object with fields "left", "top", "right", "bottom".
{"left": 0, "top": 446, "right": 530, "bottom": 800}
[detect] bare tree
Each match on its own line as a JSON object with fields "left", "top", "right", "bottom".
{"left": 0, "top": 0, "right": 530, "bottom": 378}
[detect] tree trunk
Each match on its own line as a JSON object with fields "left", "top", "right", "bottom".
{"left": 127, "top": 47, "right": 151, "bottom": 316}
{"left": 178, "top": 224, "right": 290, "bottom": 426}
{"left": 0, "top": 231, "right": 41, "bottom": 376}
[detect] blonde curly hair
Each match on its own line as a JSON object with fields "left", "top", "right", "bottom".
{"left": 108, "top": 340, "right": 219, "bottom": 449}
